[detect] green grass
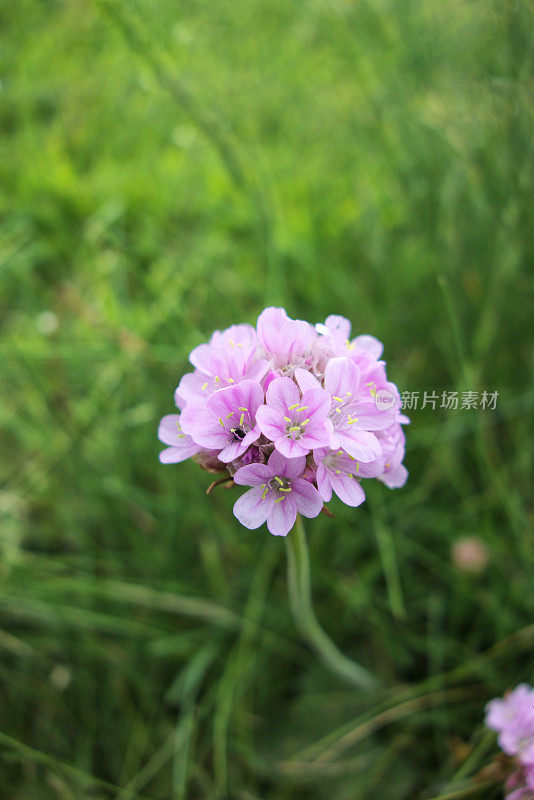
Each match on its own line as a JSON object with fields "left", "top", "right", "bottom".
{"left": 0, "top": 0, "right": 533, "bottom": 797}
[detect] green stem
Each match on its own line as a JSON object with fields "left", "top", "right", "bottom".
{"left": 285, "top": 516, "right": 379, "bottom": 691}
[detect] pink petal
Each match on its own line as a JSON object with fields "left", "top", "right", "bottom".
{"left": 295, "top": 368, "right": 321, "bottom": 394}
{"left": 218, "top": 440, "right": 246, "bottom": 463}
{"left": 257, "top": 307, "right": 287, "bottom": 352}
{"left": 255, "top": 405, "right": 284, "bottom": 442}
{"left": 290, "top": 478, "right": 323, "bottom": 518}
{"left": 316, "top": 464, "right": 333, "bottom": 502}
{"left": 158, "top": 414, "right": 183, "bottom": 446}
{"left": 352, "top": 401, "right": 394, "bottom": 431}
{"left": 266, "top": 497, "right": 297, "bottom": 536}
{"left": 329, "top": 473, "right": 365, "bottom": 507}
{"left": 233, "top": 486, "right": 275, "bottom": 529}
{"left": 324, "top": 357, "right": 360, "bottom": 398}
{"left": 301, "top": 387, "right": 331, "bottom": 420}
{"left": 380, "top": 464, "right": 408, "bottom": 489}
{"left": 265, "top": 376, "right": 300, "bottom": 414}
{"left": 324, "top": 314, "right": 351, "bottom": 340}
{"left": 274, "top": 436, "right": 309, "bottom": 459}
{"left": 159, "top": 443, "right": 200, "bottom": 463}
{"left": 234, "top": 462, "right": 274, "bottom": 486}
{"left": 338, "top": 430, "right": 382, "bottom": 462}
{"left": 351, "top": 334, "right": 383, "bottom": 359}
{"left": 189, "top": 343, "right": 216, "bottom": 374}
{"left": 268, "top": 450, "right": 305, "bottom": 478}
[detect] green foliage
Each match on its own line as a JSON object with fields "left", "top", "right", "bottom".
{"left": 0, "top": 0, "right": 532, "bottom": 797}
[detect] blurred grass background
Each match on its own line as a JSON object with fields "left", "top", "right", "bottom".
{"left": 0, "top": 0, "right": 533, "bottom": 798}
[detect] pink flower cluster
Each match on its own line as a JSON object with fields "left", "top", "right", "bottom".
{"left": 486, "top": 684, "right": 534, "bottom": 800}
{"left": 158, "top": 307, "right": 408, "bottom": 536}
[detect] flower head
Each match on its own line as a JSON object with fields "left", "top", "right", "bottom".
{"left": 158, "top": 309, "right": 408, "bottom": 535}
{"left": 485, "top": 684, "right": 534, "bottom": 799}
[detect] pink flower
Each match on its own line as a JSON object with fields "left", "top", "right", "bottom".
{"left": 179, "top": 380, "right": 263, "bottom": 463}
{"left": 233, "top": 450, "right": 323, "bottom": 536}
{"left": 295, "top": 359, "right": 387, "bottom": 462}
{"left": 485, "top": 683, "right": 534, "bottom": 800}
{"left": 257, "top": 306, "right": 316, "bottom": 379}
{"left": 157, "top": 307, "right": 408, "bottom": 535}
{"left": 313, "top": 447, "right": 383, "bottom": 507}
{"left": 256, "top": 376, "right": 332, "bottom": 458}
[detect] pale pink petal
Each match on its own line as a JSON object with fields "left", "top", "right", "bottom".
{"left": 330, "top": 473, "right": 365, "bottom": 507}
{"left": 301, "top": 387, "right": 331, "bottom": 420}
{"left": 290, "top": 478, "right": 323, "bottom": 518}
{"left": 338, "top": 430, "right": 382, "bottom": 462}
{"left": 352, "top": 402, "right": 395, "bottom": 431}
{"left": 159, "top": 443, "right": 200, "bottom": 463}
{"left": 246, "top": 358, "right": 269, "bottom": 383}
{"left": 324, "top": 357, "right": 360, "bottom": 398}
{"left": 267, "top": 497, "right": 297, "bottom": 536}
{"left": 316, "top": 464, "right": 333, "bottom": 502}
{"left": 324, "top": 314, "right": 351, "bottom": 340}
{"left": 175, "top": 372, "right": 209, "bottom": 405}
{"left": 380, "top": 464, "right": 408, "bottom": 489}
{"left": 233, "top": 487, "right": 275, "bottom": 529}
{"left": 294, "top": 368, "right": 321, "bottom": 394}
{"left": 219, "top": 441, "right": 244, "bottom": 463}
{"left": 189, "top": 343, "right": 215, "bottom": 374}
{"left": 255, "top": 405, "right": 284, "bottom": 441}
{"left": 265, "top": 376, "right": 300, "bottom": 413}
{"left": 257, "top": 307, "right": 287, "bottom": 352}
{"left": 268, "top": 450, "right": 305, "bottom": 478}
{"left": 281, "top": 319, "right": 314, "bottom": 354}
{"left": 234, "top": 463, "right": 273, "bottom": 486}
{"left": 158, "top": 415, "right": 184, "bottom": 446}
{"left": 274, "top": 436, "right": 309, "bottom": 459}
{"left": 351, "top": 334, "right": 383, "bottom": 359}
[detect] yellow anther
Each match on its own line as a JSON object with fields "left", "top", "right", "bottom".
{"left": 215, "top": 376, "right": 220, "bottom": 383}
{"left": 288, "top": 403, "right": 300, "bottom": 410}
{"left": 288, "top": 426, "right": 300, "bottom": 433}
{"left": 335, "top": 470, "right": 341, "bottom": 474}
{"left": 274, "top": 476, "right": 283, "bottom": 485}
{"left": 356, "top": 462, "right": 360, "bottom": 472}
{"left": 229, "top": 339, "right": 235, "bottom": 348}
{"left": 201, "top": 382, "right": 208, "bottom": 390}
{"left": 279, "top": 487, "right": 292, "bottom": 493}
{"left": 297, "top": 406, "right": 308, "bottom": 412}
{"left": 226, "top": 412, "right": 234, "bottom": 419}
{"left": 338, "top": 450, "right": 343, "bottom": 455}
{"left": 227, "top": 377, "right": 234, "bottom": 384}
{"left": 239, "top": 413, "right": 245, "bottom": 427}
{"left": 333, "top": 396, "right": 344, "bottom": 403}
{"left": 346, "top": 391, "right": 352, "bottom": 396}
{"left": 300, "top": 418, "right": 310, "bottom": 426}
{"left": 348, "top": 473, "right": 353, "bottom": 479}
{"left": 385, "top": 462, "right": 390, "bottom": 468}
{"left": 284, "top": 416, "right": 292, "bottom": 423}
{"left": 238, "top": 407, "right": 247, "bottom": 412}
{"left": 219, "top": 418, "right": 225, "bottom": 427}
{"left": 336, "top": 407, "right": 342, "bottom": 414}
{"left": 275, "top": 496, "right": 285, "bottom": 503}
